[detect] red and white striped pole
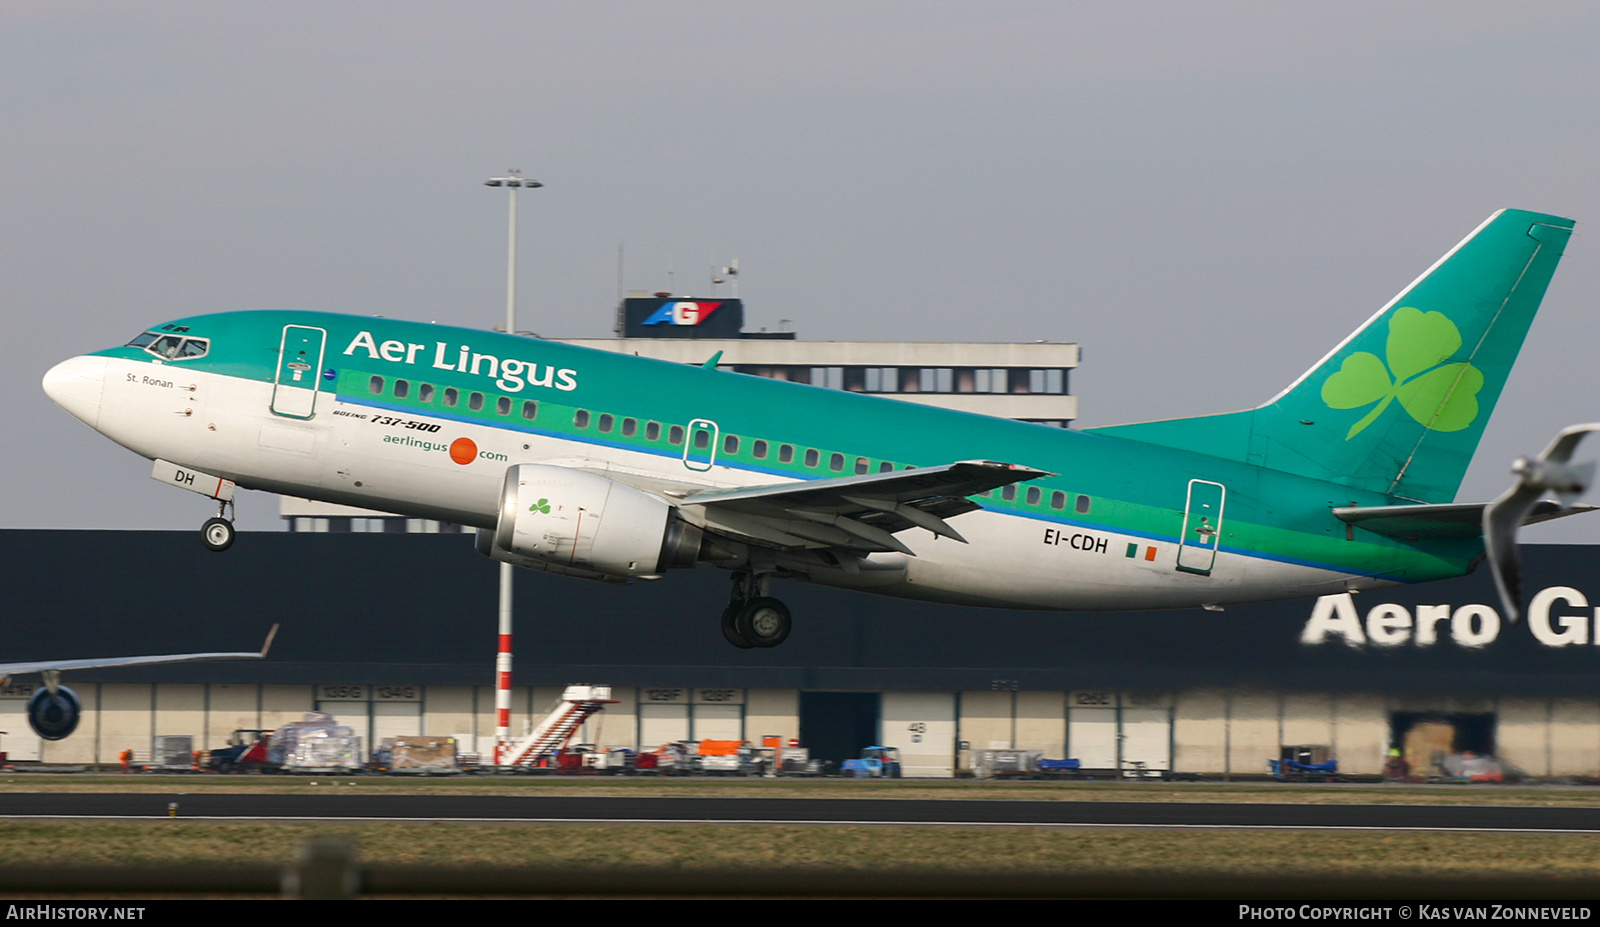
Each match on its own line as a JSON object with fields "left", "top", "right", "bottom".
{"left": 494, "top": 560, "right": 513, "bottom": 764}
{"left": 484, "top": 171, "right": 541, "bottom": 766}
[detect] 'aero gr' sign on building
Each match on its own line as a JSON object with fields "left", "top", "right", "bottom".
{"left": 1302, "top": 587, "right": 1600, "bottom": 649}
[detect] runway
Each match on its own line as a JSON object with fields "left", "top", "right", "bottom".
{"left": 2, "top": 793, "right": 1597, "bottom": 832}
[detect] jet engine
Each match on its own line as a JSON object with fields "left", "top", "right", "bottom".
{"left": 28, "top": 685, "right": 81, "bottom": 741}
{"left": 482, "top": 464, "right": 702, "bottom": 578}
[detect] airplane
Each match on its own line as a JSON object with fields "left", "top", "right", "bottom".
{"left": 0, "top": 626, "right": 278, "bottom": 740}
{"left": 40, "top": 208, "right": 1591, "bottom": 649}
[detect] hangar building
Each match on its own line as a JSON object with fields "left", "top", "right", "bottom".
{"left": 4, "top": 529, "right": 1598, "bottom": 780}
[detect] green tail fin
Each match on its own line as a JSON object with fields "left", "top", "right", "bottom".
{"left": 1087, "top": 209, "right": 1575, "bottom": 503}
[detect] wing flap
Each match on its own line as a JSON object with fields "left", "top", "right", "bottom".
{"left": 682, "top": 460, "right": 1050, "bottom": 554}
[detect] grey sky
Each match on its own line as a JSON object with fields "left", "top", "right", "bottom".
{"left": 7, "top": 2, "right": 1598, "bottom": 539}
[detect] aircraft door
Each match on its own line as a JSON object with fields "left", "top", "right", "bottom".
{"left": 272, "top": 325, "right": 327, "bottom": 419}
{"left": 1176, "top": 479, "right": 1226, "bottom": 575}
{"left": 683, "top": 419, "right": 718, "bottom": 471}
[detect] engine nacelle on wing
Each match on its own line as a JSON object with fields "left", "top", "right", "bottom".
{"left": 474, "top": 529, "right": 632, "bottom": 584}
{"left": 486, "top": 464, "right": 701, "bottom": 578}
{"left": 28, "top": 685, "right": 81, "bottom": 741}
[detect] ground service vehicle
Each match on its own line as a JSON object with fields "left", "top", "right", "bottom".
{"left": 842, "top": 746, "right": 902, "bottom": 778}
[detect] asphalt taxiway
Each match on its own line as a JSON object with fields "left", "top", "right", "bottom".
{"left": 2, "top": 792, "right": 1597, "bottom": 831}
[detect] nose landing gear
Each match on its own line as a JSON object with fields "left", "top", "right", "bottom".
{"left": 721, "top": 571, "right": 792, "bottom": 648}
{"left": 201, "top": 500, "right": 236, "bottom": 552}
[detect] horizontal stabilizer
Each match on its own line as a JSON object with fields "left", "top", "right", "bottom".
{"left": 1332, "top": 502, "right": 1596, "bottom": 540}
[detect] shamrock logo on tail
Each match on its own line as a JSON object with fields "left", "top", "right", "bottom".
{"left": 1320, "top": 307, "right": 1484, "bottom": 439}
{"left": 528, "top": 498, "right": 551, "bottom": 514}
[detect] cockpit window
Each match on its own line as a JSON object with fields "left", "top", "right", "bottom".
{"left": 131, "top": 332, "right": 209, "bottom": 361}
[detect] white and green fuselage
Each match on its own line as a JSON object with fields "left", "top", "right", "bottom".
{"left": 42, "top": 209, "right": 1576, "bottom": 618}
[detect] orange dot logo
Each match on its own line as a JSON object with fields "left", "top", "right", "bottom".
{"left": 449, "top": 437, "right": 478, "bottom": 465}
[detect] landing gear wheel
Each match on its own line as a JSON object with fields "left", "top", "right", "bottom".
{"left": 735, "top": 597, "right": 791, "bottom": 648}
{"left": 721, "top": 603, "right": 755, "bottom": 649}
{"left": 201, "top": 517, "right": 235, "bottom": 552}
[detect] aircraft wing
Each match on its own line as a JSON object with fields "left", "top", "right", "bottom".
{"left": 0, "top": 625, "right": 278, "bottom": 681}
{"left": 679, "top": 460, "right": 1051, "bottom": 554}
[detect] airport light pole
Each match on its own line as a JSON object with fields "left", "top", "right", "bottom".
{"left": 484, "top": 171, "right": 542, "bottom": 765}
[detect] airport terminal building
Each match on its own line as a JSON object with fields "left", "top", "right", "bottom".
{"left": 5, "top": 529, "right": 1599, "bottom": 780}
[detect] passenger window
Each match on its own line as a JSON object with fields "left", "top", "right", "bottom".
{"left": 646, "top": 421, "right": 661, "bottom": 441}
{"left": 497, "top": 397, "right": 511, "bottom": 416}
{"left": 1002, "top": 485, "right": 1016, "bottom": 501}
{"left": 599, "top": 414, "right": 614, "bottom": 433}
{"left": 1050, "top": 491, "right": 1065, "bottom": 510}
{"left": 469, "top": 392, "right": 484, "bottom": 411}
{"left": 394, "top": 379, "right": 410, "bottom": 399}
{"left": 1075, "top": 495, "right": 1091, "bottom": 514}
{"left": 804, "top": 449, "right": 819, "bottom": 468}
{"left": 444, "top": 388, "right": 459, "bottom": 407}
{"left": 669, "top": 425, "right": 684, "bottom": 445}
{"left": 522, "top": 400, "right": 538, "bottom": 420}
{"left": 623, "top": 418, "right": 637, "bottom": 437}
{"left": 369, "top": 375, "right": 384, "bottom": 395}
{"left": 724, "top": 435, "right": 739, "bottom": 455}
{"left": 779, "top": 444, "right": 794, "bottom": 464}
{"left": 830, "top": 453, "right": 844, "bottom": 472}
{"left": 879, "top": 461, "right": 893, "bottom": 473}
{"left": 419, "top": 384, "right": 435, "bottom": 403}
{"left": 693, "top": 429, "right": 710, "bottom": 450}
{"left": 855, "top": 457, "right": 869, "bottom": 475}
{"left": 575, "top": 410, "right": 590, "bottom": 428}
{"left": 1026, "top": 487, "right": 1041, "bottom": 506}
{"left": 753, "top": 440, "right": 768, "bottom": 459}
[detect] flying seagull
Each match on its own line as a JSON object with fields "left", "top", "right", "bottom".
{"left": 1482, "top": 424, "right": 1600, "bottom": 622}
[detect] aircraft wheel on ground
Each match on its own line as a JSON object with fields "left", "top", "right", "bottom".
{"left": 735, "top": 596, "right": 791, "bottom": 648}
{"left": 721, "top": 603, "right": 755, "bottom": 649}
{"left": 201, "top": 517, "right": 235, "bottom": 552}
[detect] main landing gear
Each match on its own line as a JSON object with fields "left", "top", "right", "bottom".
{"left": 201, "top": 500, "right": 236, "bottom": 553}
{"left": 721, "top": 571, "right": 792, "bottom": 649}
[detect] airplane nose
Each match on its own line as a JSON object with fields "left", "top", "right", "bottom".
{"left": 42, "top": 355, "right": 108, "bottom": 429}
